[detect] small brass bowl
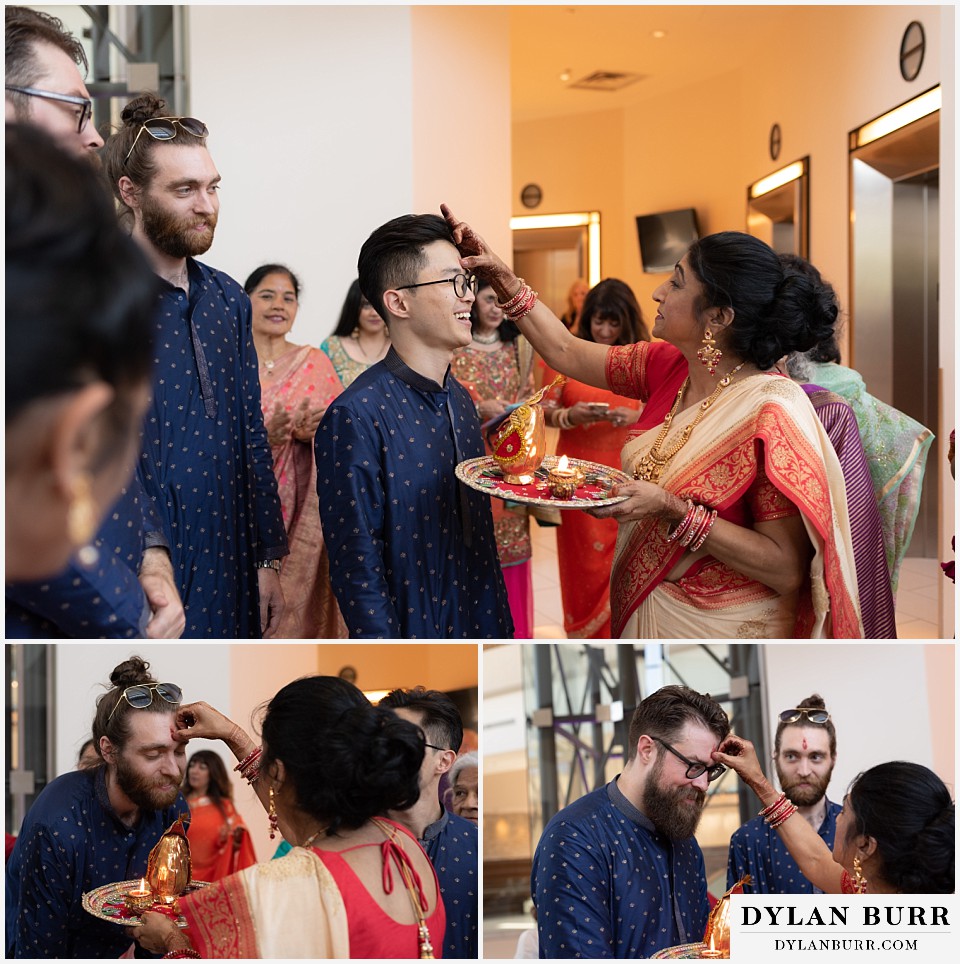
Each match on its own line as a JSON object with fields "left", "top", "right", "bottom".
{"left": 547, "top": 470, "right": 580, "bottom": 500}
{"left": 124, "top": 889, "right": 156, "bottom": 913}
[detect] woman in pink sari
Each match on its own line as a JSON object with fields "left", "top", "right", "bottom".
{"left": 245, "top": 265, "right": 346, "bottom": 638}
{"left": 443, "top": 206, "right": 862, "bottom": 639}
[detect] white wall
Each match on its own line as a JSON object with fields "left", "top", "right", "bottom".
{"left": 187, "top": 5, "right": 416, "bottom": 346}
{"left": 54, "top": 644, "right": 232, "bottom": 777}
{"left": 758, "top": 643, "right": 954, "bottom": 799}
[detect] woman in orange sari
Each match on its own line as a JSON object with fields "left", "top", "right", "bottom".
{"left": 542, "top": 279, "right": 648, "bottom": 637}
{"left": 183, "top": 750, "right": 257, "bottom": 883}
{"left": 444, "top": 206, "right": 862, "bottom": 639}
{"left": 245, "top": 265, "right": 346, "bottom": 638}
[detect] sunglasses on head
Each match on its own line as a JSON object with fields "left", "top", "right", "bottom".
{"left": 108, "top": 682, "right": 183, "bottom": 721}
{"left": 123, "top": 116, "right": 209, "bottom": 164}
{"left": 779, "top": 707, "right": 831, "bottom": 724}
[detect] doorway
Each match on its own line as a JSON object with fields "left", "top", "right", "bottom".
{"left": 511, "top": 212, "right": 601, "bottom": 320}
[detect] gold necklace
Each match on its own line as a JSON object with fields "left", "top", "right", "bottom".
{"left": 633, "top": 362, "right": 747, "bottom": 484}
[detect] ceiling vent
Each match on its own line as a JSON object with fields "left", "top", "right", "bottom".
{"left": 569, "top": 70, "right": 645, "bottom": 92}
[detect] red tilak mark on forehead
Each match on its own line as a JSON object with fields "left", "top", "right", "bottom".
{"left": 802, "top": 737, "right": 808, "bottom": 750}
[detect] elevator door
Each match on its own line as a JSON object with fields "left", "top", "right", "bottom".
{"left": 851, "top": 111, "right": 939, "bottom": 560}
{"left": 891, "top": 171, "right": 938, "bottom": 557}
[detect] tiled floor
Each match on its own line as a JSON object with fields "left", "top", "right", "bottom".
{"left": 529, "top": 522, "right": 946, "bottom": 639}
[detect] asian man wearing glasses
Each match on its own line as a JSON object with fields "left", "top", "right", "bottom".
{"left": 726, "top": 693, "right": 840, "bottom": 894}
{"left": 532, "top": 684, "right": 731, "bottom": 958}
{"left": 316, "top": 213, "right": 512, "bottom": 638}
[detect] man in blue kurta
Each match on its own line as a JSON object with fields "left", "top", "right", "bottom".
{"left": 727, "top": 695, "right": 841, "bottom": 894}
{"left": 381, "top": 686, "right": 479, "bottom": 958}
{"left": 532, "top": 685, "right": 731, "bottom": 958}
{"left": 104, "top": 97, "right": 287, "bottom": 637}
{"left": 5, "top": 660, "right": 189, "bottom": 957}
{"left": 317, "top": 214, "right": 511, "bottom": 638}
{"left": 4, "top": 6, "right": 185, "bottom": 640}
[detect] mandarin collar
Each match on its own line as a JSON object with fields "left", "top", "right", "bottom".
{"left": 607, "top": 775, "right": 656, "bottom": 833}
{"left": 383, "top": 346, "right": 451, "bottom": 393}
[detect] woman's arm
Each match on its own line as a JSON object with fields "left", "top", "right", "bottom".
{"left": 175, "top": 701, "right": 271, "bottom": 815}
{"left": 442, "top": 204, "right": 610, "bottom": 389}
{"left": 713, "top": 737, "right": 845, "bottom": 894}
{"left": 590, "top": 484, "right": 813, "bottom": 598}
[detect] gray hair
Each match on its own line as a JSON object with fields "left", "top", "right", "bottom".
{"left": 450, "top": 750, "right": 478, "bottom": 785}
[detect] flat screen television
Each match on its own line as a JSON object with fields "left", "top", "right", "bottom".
{"left": 636, "top": 207, "right": 700, "bottom": 273}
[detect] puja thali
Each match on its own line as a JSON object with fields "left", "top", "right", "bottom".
{"left": 456, "top": 455, "right": 630, "bottom": 510}
{"left": 82, "top": 878, "right": 210, "bottom": 928}
{"left": 650, "top": 942, "right": 714, "bottom": 959}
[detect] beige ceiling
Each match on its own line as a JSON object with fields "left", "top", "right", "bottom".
{"left": 510, "top": 5, "right": 816, "bottom": 122}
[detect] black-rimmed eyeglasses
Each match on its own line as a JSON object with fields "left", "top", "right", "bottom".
{"left": 5, "top": 85, "right": 92, "bottom": 134}
{"left": 779, "top": 707, "right": 831, "bottom": 724}
{"left": 424, "top": 742, "right": 449, "bottom": 752}
{"left": 653, "top": 736, "right": 726, "bottom": 782}
{"left": 396, "top": 273, "right": 478, "bottom": 300}
{"left": 107, "top": 682, "right": 183, "bottom": 721}
{"left": 123, "top": 116, "right": 209, "bottom": 164}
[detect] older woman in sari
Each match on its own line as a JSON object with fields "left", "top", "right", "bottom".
{"left": 133, "top": 677, "right": 442, "bottom": 958}
{"left": 246, "top": 265, "right": 346, "bottom": 638}
{"left": 442, "top": 206, "right": 861, "bottom": 639}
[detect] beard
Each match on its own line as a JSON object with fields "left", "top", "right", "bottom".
{"left": 140, "top": 191, "right": 217, "bottom": 259}
{"left": 776, "top": 761, "right": 834, "bottom": 807}
{"left": 114, "top": 750, "right": 183, "bottom": 811}
{"left": 641, "top": 756, "right": 707, "bottom": 840}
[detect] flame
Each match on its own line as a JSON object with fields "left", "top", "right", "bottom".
{"left": 135, "top": 878, "right": 149, "bottom": 894}
{"left": 709, "top": 933, "right": 715, "bottom": 952}
{"left": 557, "top": 455, "right": 570, "bottom": 472}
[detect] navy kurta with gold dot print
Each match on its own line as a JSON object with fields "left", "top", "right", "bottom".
{"left": 532, "top": 779, "right": 710, "bottom": 958}
{"left": 727, "top": 798, "right": 840, "bottom": 894}
{"left": 137, "top": 258, "right": 287, "bottom": 637}
{"left": 316, "top": 347, "right": 512, "bottom": 638}
{"left": 5, "top": 767, "right": 189, "bottom": 958}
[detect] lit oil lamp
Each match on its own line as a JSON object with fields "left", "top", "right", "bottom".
{"left": 547, "top": 455, "right": 581, "bottom": 499}
{"left": 124, "top": 878, "right": 155, "bottom": 913}
{"left": 700, "top": 934, "right": 724, "bottom": 959}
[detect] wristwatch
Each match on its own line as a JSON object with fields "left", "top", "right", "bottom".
{"left": 256, "top": 559, "right": 282, "bottom": 573}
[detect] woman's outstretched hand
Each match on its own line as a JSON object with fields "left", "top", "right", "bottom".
{"left": 441, "top": 203, "right": 518, "bottom": 301}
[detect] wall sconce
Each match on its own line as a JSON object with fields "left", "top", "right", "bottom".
{"left": 510, "top": 211, "right": 601, "bottom": 287}
{"left": 850, "top": 85, "right": 940, "bottom": 149}
{"left": 749, "top": 158, "right": 807, "bottom": 199}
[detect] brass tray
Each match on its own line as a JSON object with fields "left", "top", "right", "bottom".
{"left": 82, "top": 878, "right": 210, "bottom": 928}
{"left": 456, "top": 455, "right": 630, "bottom": 509}
{"left": 650, "top": 942, "right": 714, "bottom": 959}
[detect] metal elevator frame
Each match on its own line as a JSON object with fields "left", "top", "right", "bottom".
{"left": 527, "top": 643, "right": 769, "bottom": 839}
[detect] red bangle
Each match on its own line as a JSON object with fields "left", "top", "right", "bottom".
{"left": 163, "top": 949, "right": 200, "bottom": 959}
{"left": 498, "top": 279, "right": 528, "bottom": 312}
{"left": 508, "top": 288, "right": 539, "bottom": 322}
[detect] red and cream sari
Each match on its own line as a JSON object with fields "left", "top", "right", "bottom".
{"left": 179, "top": 846, "right": 349, "bottom": 958}
{"left": 607, "top": 342, "right": 862, "bottom": 639}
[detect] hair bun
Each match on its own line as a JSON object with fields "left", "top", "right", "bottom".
{"left": 109, "top": 656, "right": 153, "bottom": 688}
{"left": 121, "top": 93, "right": 167, "bottom": 127}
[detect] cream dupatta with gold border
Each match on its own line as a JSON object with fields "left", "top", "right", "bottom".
{"left": 179, "top": 846, "right": 350, "bottom": 958}
{"left": 611, "top": 373, "right": 863, "bottom": 639}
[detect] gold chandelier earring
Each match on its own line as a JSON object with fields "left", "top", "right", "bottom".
{"left": 67, "top": 473, "right": 99, "bottom": 567}
{"left": 268, "top": 786, "right": 279, "bottom": 839}
{"left": 852, "top": 854, "right": 868, "bottom": 893}
{"left": 697, "top": 327, "right": 723, "bottom": 375}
